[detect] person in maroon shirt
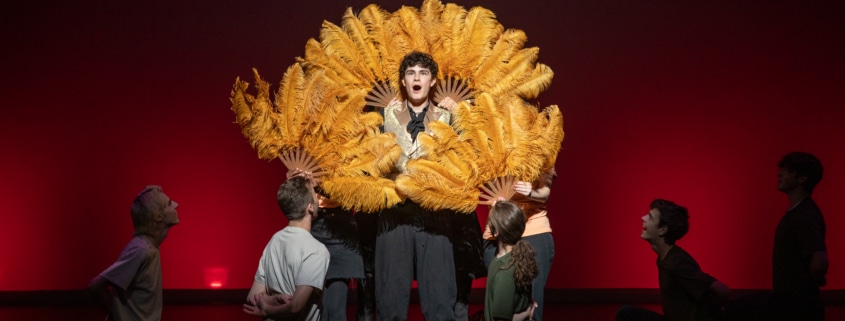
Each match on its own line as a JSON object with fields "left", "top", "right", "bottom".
{"left": 616, "top": 199, "right": 730, "bottom": 321}
{"left": 725, "top": 152, "right": 828, "bottom": 321}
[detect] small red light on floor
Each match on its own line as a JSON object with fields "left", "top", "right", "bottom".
{"left": 204, "top": 267, "right": 228, "bottom": 289}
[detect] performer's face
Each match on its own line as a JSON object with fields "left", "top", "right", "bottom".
{"left": 776, "top": 168, "right": 804, "bottom": 193}
{"left": 158, "top": 193, "right": 180, "bottom": 227}
{"left": 402, "top": 64, "right": 436, "bottom": 107}
{"left": 307, "top": 181, "right": 320, "bottom": 218}
{"left": 640, "top": 208, "right": 664, "bottom": 242}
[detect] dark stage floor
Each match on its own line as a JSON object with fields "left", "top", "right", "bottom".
{"left": 2, "top": 304, "right": 845, "bottom": 321}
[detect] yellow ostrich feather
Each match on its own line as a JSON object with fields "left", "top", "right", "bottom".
{"left": 356, "top": 112, "right": 388, "bottom": 134}
{"left": 394, "top": 6, "right": 429, "bottom": 53}
{"left": 404, "top": 157, "right": 472, "bottom": 188}
{"left": 341, "top": 7, "right": 384, "bottom": 82}
{"left": 430, "top": 3, "right": 468, "bottom": 76}
{"left": 275, "top": 65, "right": 306, "bottom": 145}
{"left": 358, "top": 4, "right": 403, "bottom": 83}
{"left": 301, "top": 38, "right": 367, "bottom": 88}
{"left": 419, "top": 0, "right": 445, "bottom": 53}
{"left": 455, "top": 6, "right": 502, "bottom": 77}
{"left": 230, "top": 69, "right": 289, "bottom": 160}
{"left": 417, "top": 121, "right": 479, "bottom": 178}
{"left": 473, "top": 95, "right": 510, "bottom": 177}
{"left": 477, "top": 47, "right": 539, "bottom": 98}
{"left": 321, "top": 176, "right": 402, "bottom": 212}
{"left": 396, "top": 120, "right": 482, "bottom": 212}
{"left": 333, "top": 132, "right": 402, "bottom": 177}
{"left": 447, "top": 94, "right": 508, "bottom": 181}
{"left": 535, "top": 105, "right": 565, "bottom": 169}
{"left": 500, "top": 97, "right": 563, "bottom": 182}
{"left": 473, "top": 29, "right": 527, "bottom": 89}
{"left": 303, "top": 97, "right": 362, "bottom": 166}
{"left": 449, "top": 107, "right": 497, "bottom": 181}
{"left": 304, "top": 81, "right": 366, "bottom": 143}
{"left": 396, "top": 168, "right": 479, "bottom": 213}
{"left": 230, "top": 78, "right": 280, "bottom": 158}
{"left": 374, "top": 12, "right": 413, "bottom": 85}
{"left": 320, "top": 22, "right": 377, "bottom": 85}
{"left": 419, "top": 122, "right": 481, "bottom": 182}
{"left": 514, "top": 63, "right": 554, "bottom": 99}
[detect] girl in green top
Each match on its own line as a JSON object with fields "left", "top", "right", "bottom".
{"left": 485, "top": 201, "right": 539, "bottom": 321}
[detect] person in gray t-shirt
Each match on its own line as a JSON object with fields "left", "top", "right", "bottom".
{"left": 244, "top": 174, "right": 330, "bottom": 321}
{"left": 88, "top": 185, "right": 180, "bottom": 321}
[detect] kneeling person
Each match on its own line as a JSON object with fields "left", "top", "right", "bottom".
{"left": 617, "top": 199, "right": 729, "bottom": 321}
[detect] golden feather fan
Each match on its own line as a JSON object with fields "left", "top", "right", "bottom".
{"left": 231, "top": 0, "right": 564, "bottom": 213}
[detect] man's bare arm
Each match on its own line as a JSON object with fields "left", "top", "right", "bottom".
{"left": 87, "top": 276, "right": 114, "bottom": 315}
{"left": 811, "top": 250, "right": 829, "bottom": 285}
{"left": 709, "top": 280, "right": 730, "bottom": 305}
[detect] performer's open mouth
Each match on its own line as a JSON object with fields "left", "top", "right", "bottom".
{"left": 412, "top": 85, "right": 421, "bottom": 91}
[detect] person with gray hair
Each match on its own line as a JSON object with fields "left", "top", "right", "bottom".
{"left": 88, "top": 185, "right": 180, "bottom": 321}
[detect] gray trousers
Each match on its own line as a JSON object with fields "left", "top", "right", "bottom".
{"left": 321, "top": 277, "right": 375, "bottom": 321}
{"left": 376, "top": 223, "right": 456, "bottom": 321}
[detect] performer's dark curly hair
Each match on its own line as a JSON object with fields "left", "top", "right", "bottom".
{"left": 399, "top": 51, "right": 439, "bottom": 81}
{"left": 489, "top": 201, "right": 538, "bottom": 288}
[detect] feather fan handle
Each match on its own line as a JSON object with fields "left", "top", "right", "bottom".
{"left": 365, "top": 81, "right": 398, "bottom": 109}
{"left": 279, "top": 148, "right": 324, "bottom": 178}
{"left": 479, "top": 176, "right": 516, "bottom": 205}
{"left": 433, "top": 77, "right": 474, "bottom": 105}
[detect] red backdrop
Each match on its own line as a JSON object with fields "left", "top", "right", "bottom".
{"left": 1, "top": 0, "right": 843, "bottom": 291}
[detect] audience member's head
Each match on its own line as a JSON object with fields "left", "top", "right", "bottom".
{"left": 277, "top": 176, "right": 318, "bottom": 221}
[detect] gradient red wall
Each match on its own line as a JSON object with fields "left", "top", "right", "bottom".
{"left": 1, "top": 0, "right": 843, "bottom": 291}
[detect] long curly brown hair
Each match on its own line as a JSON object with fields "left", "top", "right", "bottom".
{"left": 489, "top": 201, "right": 538, "bottom": 288}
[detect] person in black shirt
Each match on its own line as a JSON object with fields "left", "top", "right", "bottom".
{"left": 726, "top": 152, "right": 828, "bottom": 321}
{"left": 617, "top": 199, "right": 730, "bottom": 321}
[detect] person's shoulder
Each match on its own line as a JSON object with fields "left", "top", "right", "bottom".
{"left": 661, "top": 246, "right": 696, "bottom": 267}
{"left": 432, "top": 105, "right": 450, "bottom": 114}
{"left": 131, "top": 235, "right": 157, "bottom": 250}
{"left": 274, "top": 227, "right": 295, "bottom": 238}
{"left": 271, "top": 227, "right": 306, "bottom": 244}
{"left": 489, "top": 255, "right": 516, "bottom": 283}
{"left": 297, "top": 229, "right": 329, "bottom": 254}
{"left": 490, "top": 253, "right": 513, "bottom": 270}
{"left": 121, "top": 236, "right": 159, "bottom": 259}
{"left": 790, "top": 198, "right": 825, "bottom": 222}
{"left": 303, "top": 234, "right": 330, "bottom": 263}
{"left": 431, "top": 105, "right": 451, "bottom": 119}
{"left": 800, "top": 197, "right": 823, "bottom": 213}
